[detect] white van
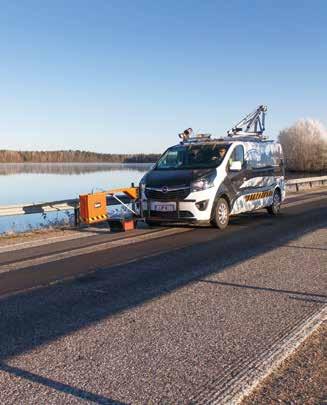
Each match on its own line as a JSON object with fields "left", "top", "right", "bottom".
{"left": 139, "top": 135, "right": 285, "bottom": 229}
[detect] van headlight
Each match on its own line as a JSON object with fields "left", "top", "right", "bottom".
{"left": 190, "top": 172, "right": 216, "bottom": 192}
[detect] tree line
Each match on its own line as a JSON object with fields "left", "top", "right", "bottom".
{"left": 1, "top": 119, "right": 326, "bottom": 171}
{"left": 0, "top": 150, "right": 161, "bottom": 163}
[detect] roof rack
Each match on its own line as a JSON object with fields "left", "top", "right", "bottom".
{"left": 179, "top": 128, "right": 212, "bottom": 144}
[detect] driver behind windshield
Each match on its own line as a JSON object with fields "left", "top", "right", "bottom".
{"left": 218, "top": 147, "right": 226, "bottom": 160}
{"left": 156, "top": 144, "right": 229, "bottom": 170}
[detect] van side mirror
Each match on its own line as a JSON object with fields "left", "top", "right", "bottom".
{"left": 229, "top": 161, "right": 242, "bottom": 171}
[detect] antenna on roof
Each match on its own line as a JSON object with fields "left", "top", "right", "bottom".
{"left": 227, "top": 105, "right": 267, "bottom": 138}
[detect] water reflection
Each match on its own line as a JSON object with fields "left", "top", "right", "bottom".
{"left": 0, "top": 163, "right": 152, "bottom": 176}
{"left": 0, "top": 163, "right": 151, "bottom": 234}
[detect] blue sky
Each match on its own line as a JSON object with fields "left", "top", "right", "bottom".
{"left": 0, "top": 0, "right": 326, "bottom": 153}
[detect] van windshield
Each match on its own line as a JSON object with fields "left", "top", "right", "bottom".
{"left": 155, "top": 144, "right": 230, "bottom": 170}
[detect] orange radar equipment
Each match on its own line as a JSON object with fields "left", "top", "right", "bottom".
{"left": 79, "top": 192, "right": 108, "bottom": 225}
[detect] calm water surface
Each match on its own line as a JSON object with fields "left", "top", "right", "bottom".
{"left": 0, "top": 163, "right": 151, "bottom": 234}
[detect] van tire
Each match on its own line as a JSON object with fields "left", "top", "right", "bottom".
{"left": 267, "top": 189, "right": 281, "bottom": 215}
{"left": 212, "top": 198, "right": 229, "bottom": 230}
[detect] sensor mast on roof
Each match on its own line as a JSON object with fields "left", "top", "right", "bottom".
{"left": 227, "top": 105, "right": 267, "bottom": 138}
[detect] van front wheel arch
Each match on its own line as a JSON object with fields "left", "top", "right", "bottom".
{"left": 211, "top": 197, "right": 230, "bottom": 230}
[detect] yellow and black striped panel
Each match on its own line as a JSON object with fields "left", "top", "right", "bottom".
{"left": 245, "top": 190, "right": 273, "bottom": 202}
{"left": 80, "top": 214, "right": 108, "bottom": 224}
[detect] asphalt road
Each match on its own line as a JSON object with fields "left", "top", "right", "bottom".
{"left": 0, "top": 190, "right": 326, "bottom": 404}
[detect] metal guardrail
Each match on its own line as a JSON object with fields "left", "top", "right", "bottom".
{"left": 0, "top": 195, "right": 133, "bottom": 218}
{"left": 286, "top": 175, "right": 327, "bottom": 191}
{"left": 0, "top": 176, "right": 326, "bottom": 218}
{"left": 0, "top": 199, "right": 77, "bottom": 217}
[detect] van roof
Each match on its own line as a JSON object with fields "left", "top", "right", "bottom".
{"left": 180, "top": 136, "right": 276, "bottom": 146}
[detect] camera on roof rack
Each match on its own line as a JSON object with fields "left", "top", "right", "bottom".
{"left": 178, "top": 128, "right": 194, "bottom": 141}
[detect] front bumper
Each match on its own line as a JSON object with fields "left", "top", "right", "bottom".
{"left": 143, "top": 201, "right": 196, "bottom": 222}
{"left": 140, "top": 188, "right": 216, "bottom": 222}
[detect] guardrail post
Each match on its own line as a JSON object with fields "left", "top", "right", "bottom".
{"left": 131, "top": 182, "right": 136, "bottom": 214}
{"left": 74, "top": 206, "right": 80, "bottom": 227}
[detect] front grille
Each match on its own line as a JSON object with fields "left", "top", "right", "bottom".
{"left": 145, "top": 187, "right": 190, "bottom": 201}
{"left": 148, "top": 210, "right": 194, "bottom": 219}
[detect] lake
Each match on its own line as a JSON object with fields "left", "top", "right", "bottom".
{"left": 0, "top": 163, "right": 151, "bottom": 234}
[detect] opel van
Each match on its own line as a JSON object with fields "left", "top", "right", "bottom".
{"left": 139, "top": 134, "right": 285, "bottom": 229}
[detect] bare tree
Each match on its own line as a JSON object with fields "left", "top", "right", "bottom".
{"left": 279, "top": 119, "right": 327, "bottom": 172}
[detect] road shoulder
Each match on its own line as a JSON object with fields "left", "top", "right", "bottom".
{"left": 242, "top": 322, "right": 327, "bottom": 404}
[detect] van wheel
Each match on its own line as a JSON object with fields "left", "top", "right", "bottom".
{"left": 212, "top": 198, "right": 229, "bottom": 230}
{"left": 267, "top": 189, "right": 281, "bottom": 215}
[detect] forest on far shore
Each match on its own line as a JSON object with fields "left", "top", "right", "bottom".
{"left": 0, "top": 150, "right": 161, "bottom": 164}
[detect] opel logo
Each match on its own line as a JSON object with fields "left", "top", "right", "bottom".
{"left": 161, "top": 186, "right": 169, "bottom": 193}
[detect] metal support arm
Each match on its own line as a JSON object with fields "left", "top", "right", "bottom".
{"left": 227, "top": 105, "right": 267, "bottom": 137}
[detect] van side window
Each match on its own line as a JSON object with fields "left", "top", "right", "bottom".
{"left": 246, "top": 143, "right": 281, "bottom": 169}
{"left": 230, "top": 145, "right": 244, "bottom": 165}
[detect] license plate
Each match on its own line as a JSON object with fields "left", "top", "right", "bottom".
{"left": 152, "top": 202, "right": 176, "bottom": 212}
